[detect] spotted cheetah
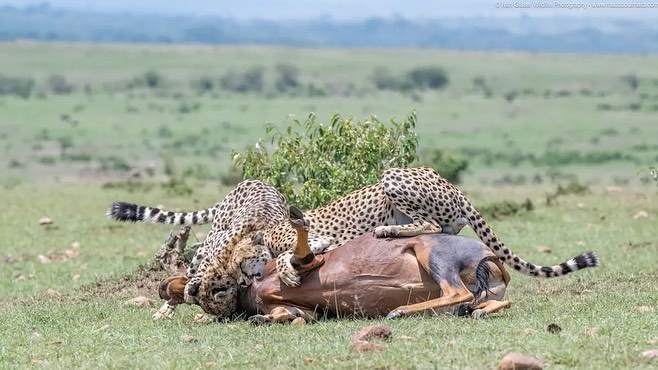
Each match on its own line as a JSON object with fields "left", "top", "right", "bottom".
{"left": 193, "top": 167, "right": 598, "bottom": 318}
{"left": 107, "top": 179, "right": 288, "bottom": 317}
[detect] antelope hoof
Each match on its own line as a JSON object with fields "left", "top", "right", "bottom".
{"left": 386, "top": 308, "right": 408, "bottom": 320}
{"left": 472, "top": 309, "right": 488, "bottom": 319}
{"left": 248, "top": 314, "right": 272, "bottom": 326}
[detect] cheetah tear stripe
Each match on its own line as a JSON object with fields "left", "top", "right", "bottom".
{"left": 107, "top": 201, "right": 215, "bottom": 226}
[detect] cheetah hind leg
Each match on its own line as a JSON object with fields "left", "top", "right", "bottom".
{"left": 374, "top": 220, "right": 442, "bottom": 238}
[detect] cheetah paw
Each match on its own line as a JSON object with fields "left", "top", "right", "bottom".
{"left": 152, "top": 306, "right": 175, "bottom": 320}
{"left": 279, "top": 268, "right": 301, "bottom": 287}
{"left": 374, "top": 226, "right": 398, "bottom": 238}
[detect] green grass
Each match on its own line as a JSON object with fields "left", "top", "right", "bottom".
{"left": 0, "top": 183, "right": 656, "bottom": 368}
{"left": 0, "top": 42, "right": 657, "bottom": 368}
{"left": 1, "top": 42, "right": 658, "bottom": 186}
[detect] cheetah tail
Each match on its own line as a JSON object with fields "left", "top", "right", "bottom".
{"left": 106, "top": 201, "right": 215, "bottom": 226}
{"left": 464, "top": 203, "right": 600, "bottom": 278}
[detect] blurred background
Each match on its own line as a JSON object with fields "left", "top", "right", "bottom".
{"left": 1, "top": 0, "right": 657, "bottom": 188}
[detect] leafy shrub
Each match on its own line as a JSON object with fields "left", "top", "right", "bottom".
{"left": 220, "top": 66, "right": 265, "bottom": 93}
{"left": 274, "top": 63, "right": 300, "bottom": 93}
{"left": 0, "top": 75, "right": 35, "bottom": 98}
{"left": 99, "top": 156, "right": 131, "bottom": 172}
{"left": 419, "top": 149, "right": 469, "bottom": 184}
{"left": 129, "top": 70, "right": 165, "bottom": 89}
{"left": 372, "top": 66, "right": 449, "bottom": 92}
{"left": 47, "top": 74, "right": 74, "bottom": 94}
{"left": 479, "top": 199, "right": 533, "bottom": 220}
{"left": 407, "top": 66, "right": 449, "bottom": 90}
{"left": 233, "top": 112, "right": 419, "bottom": 209}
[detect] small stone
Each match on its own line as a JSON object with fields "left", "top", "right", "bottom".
{"left": 642, "top": 349, "right": 658, "bottom": 358}
{"left": 72, "top": 274, "right": 80, "bottom": 281}
{"left": 136, "top": 251, "right": 148, "bottom": 258}
{"left": 37, "top": 255, "right": 51, "bottom": 264}
{"left": 38, "top": 217, "right": 53, "bottom": 225}
{"left": 180, "top": 335, "right": 198, "bottom": 343}
{"left": 635, "top": 306, "right": 654, "bottom": 313}
{"left": 497, "top": 352, "right": 543, "bottom": 370}
{"left": 576, "top": 202, "right": 585, "bottom": 208}
{"left": 648, "top": 337, "right": 658, "bottom": 345}
{"left": 398, "top": 335, "right": 415, "bottom": 340}
{"left": 633, "top": 211, "right": 649, "bottom": 220}
{"left": 194, "top": 313, "right": 212, "bottom": 323}
{"left": 303, "top": 358, "right": 316, "bottom": 364}
{"left": 124, "top": 296, "right": 156, "bottom": 307}
{"left": 537, "top": 246, "right": 552, "bottom": 254}
{"left": 16, "top": 274, "right": 26, "bottom": 282}
{"left": 575, "top": 241, "right": 586, "bottom": 246}
{"left": 45, "top": 288, "right": 62, "bottom": 298}
{"left": 71, "top": 241, "right": 81, "bottom": 249}
{"left": 30, "top": 359, "right": 43, "bottom": 365}
{"left": 606, "top": 186, "right": 623, "bottom": 193}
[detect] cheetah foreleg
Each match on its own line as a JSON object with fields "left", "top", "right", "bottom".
{"left": 374, "top": 221, "right": 442, "bottom": 238}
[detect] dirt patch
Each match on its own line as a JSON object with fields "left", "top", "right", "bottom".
{"left": 78, "top": 264, "right": 169, "bottom": 300}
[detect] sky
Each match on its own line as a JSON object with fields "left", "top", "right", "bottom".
{"left": 0, "top": 0, "right": 656, "bottom": 19}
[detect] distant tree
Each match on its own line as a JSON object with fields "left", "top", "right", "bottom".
{"left": 407, "top": 66, "right": 449, "bottom": 90}
{"left": 274, "top": 63, "right": 300, "bottom": 93}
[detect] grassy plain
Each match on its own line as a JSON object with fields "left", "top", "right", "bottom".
{"left": 0, "top": 184, "right": 656, "bottom": 368}
{"left": 1, "top": 41, "right": 658, "bottom": 186}
{"left": 0, "top": 42, "right": 657, "bottom": 369}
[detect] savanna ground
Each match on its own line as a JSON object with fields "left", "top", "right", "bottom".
{"left": 0, "top": 41, "right": 657, "bottom": 369}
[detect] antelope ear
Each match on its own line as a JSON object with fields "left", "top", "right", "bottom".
{"left": 289, "top": 205, "right": 305, "bottom": 220}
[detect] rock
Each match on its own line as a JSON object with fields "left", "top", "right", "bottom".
{"left": 123, "top": 296, "right": 156, "bottom": 307}
{"left": 71, "top": 241, "right": 81, "bottom": 249}
{"left": 45, "top": 288, "right": 62, "bottom": 299}
{"left": 37, "top": 255, "right": 51, "bottom": 264}
{"left": 585, "top": 328, "right": 598, "bottom": 338}
{"left": 606, "top": 186, "right": 623, "bottom": 193}
{"left": 180, "top": 335, "right": 198, "bottom": 343}
{"left": 635, "top": 306, "right": 654, "bottom": 313}
{"left": 537, "top": 246, "right": 552, "bottom": 254}
{"left": 498, "top": 352, "right": 543, "bottom": 370}
{"left": 633, "top": 211, "right": 649, "bottom": 220}
{"left": 643, "top": 349, "right": 658, "bottom": 358}
{"left": 38, "top": 217, "right": 53, "bottom": 225}
{"left": 72, "top": 274, "right": 80, "bottom": 281}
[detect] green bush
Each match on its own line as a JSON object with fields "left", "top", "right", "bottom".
{"left": 0, "top": 75, "right": 35, "bottom": 99}
{"left": 407, "top": 66, "right": 449, "bottom": 90}
{"left": 233, "top": 112, "right": 419, "bottom": 209}
{"left": 419, "top": 149, "right": 469, "bottom": 184}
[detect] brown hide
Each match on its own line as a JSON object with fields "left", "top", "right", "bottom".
{"left": 239, "top": 233, "right": 507, "bottom": 319}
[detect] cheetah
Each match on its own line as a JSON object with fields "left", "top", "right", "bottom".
{"left": 107, "top": 179, "right": 288, "bottom": 317}
{"left": 193, "top": 167, "right": 598, "bottom": 318}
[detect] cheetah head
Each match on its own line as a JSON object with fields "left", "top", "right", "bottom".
{"left": 196, "top": 272, "right": 239, "bottom": 318}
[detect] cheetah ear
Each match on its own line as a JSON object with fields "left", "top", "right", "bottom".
{"left": 251, "top": 230, "right": 264, "bottom": 245}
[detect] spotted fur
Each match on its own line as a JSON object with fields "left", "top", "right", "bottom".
{"left": 199, "top": 167, "right": 600, "bottom": 318}
{"left": 107, "top": 179, "right": 288, "bottom": 304}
